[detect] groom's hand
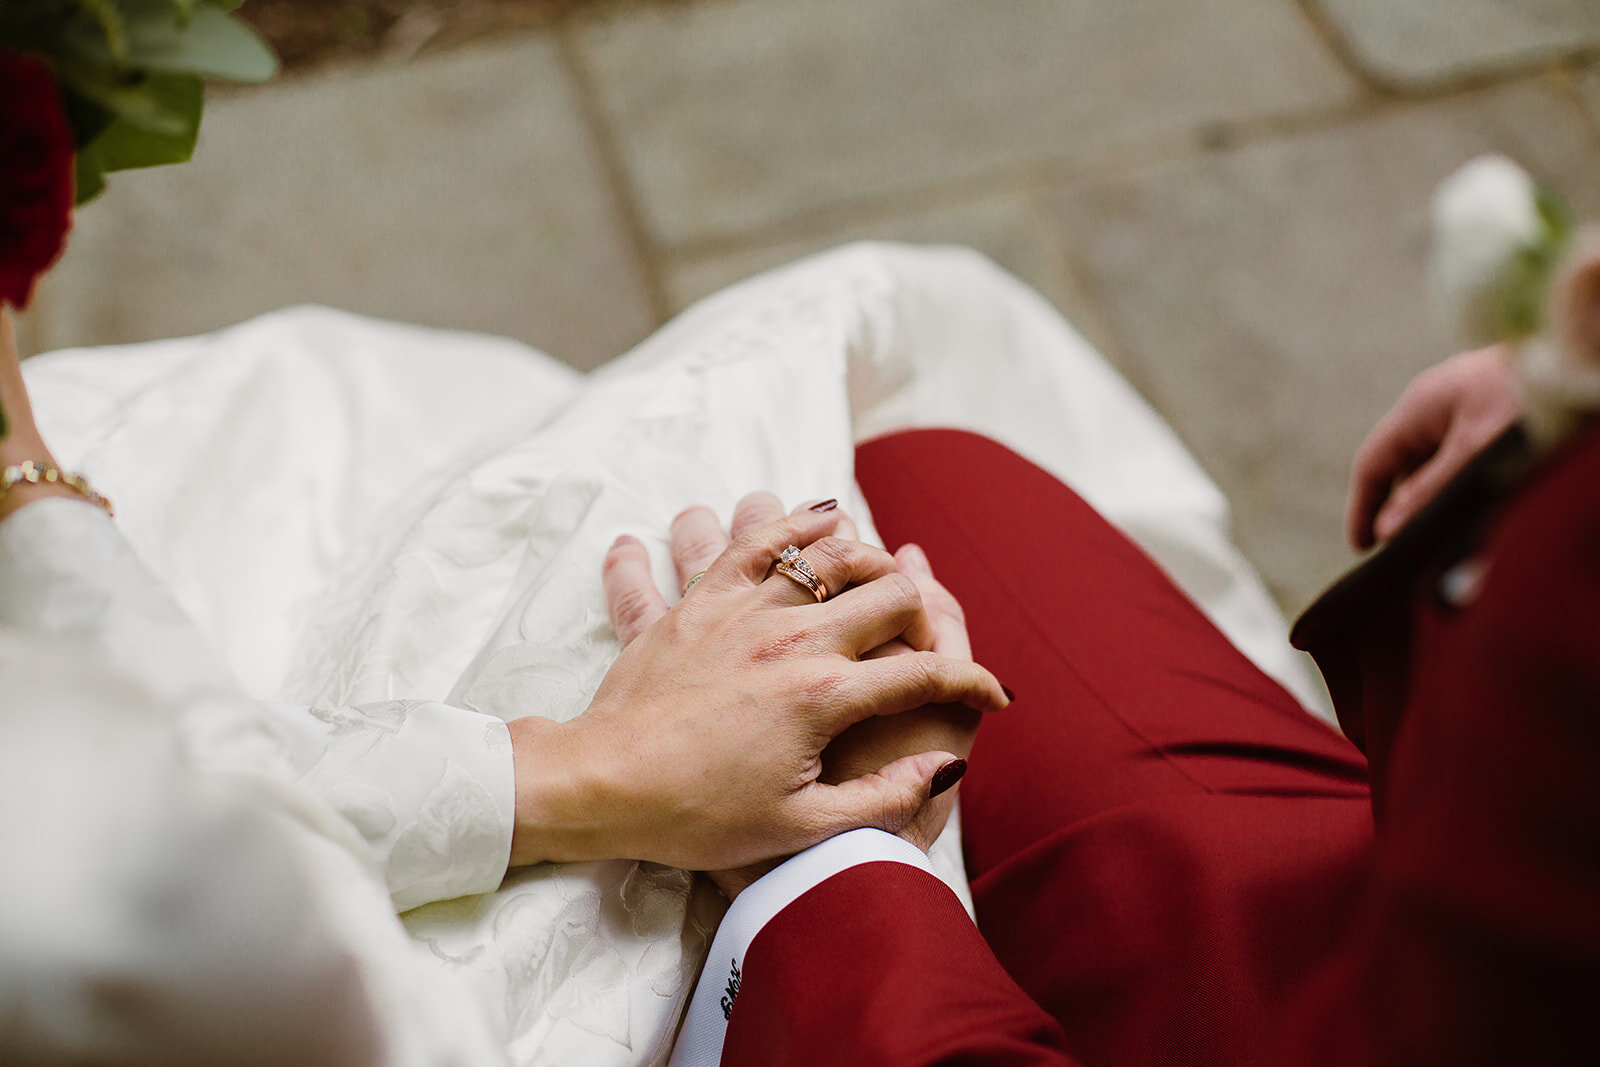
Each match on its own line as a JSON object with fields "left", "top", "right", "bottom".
{"left": 1345, "top": 345, "right": 1520, "bottom": 550}
{"left": 823, "top": 541, "right": 981, "bottom": 850}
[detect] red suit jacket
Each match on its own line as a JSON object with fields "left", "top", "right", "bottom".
{"left": 704, "top": 425, "right": 1600, "bottom": 1066}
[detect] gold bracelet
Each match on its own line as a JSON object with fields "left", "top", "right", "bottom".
{"left": 0, "top": 460, "right": 114, "bottom": 516}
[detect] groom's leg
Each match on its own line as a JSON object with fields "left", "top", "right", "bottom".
{"left": 855, "top": 428, "right": 1373, "bottom": 1067}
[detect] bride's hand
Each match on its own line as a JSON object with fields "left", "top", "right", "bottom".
{"left": 507, "top": 498, "right": 1009, "bottom": 875}
{"left": 601, "top": 493, "right": 994, "bottom": 898}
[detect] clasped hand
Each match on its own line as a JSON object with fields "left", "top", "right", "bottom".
{"left": 507, "top": 493, "right": 1006, "bottom": 894}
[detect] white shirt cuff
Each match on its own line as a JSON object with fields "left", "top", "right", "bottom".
{"left": 670, "top": 828, "right": 938, "bottom": 1067}
{"left": 1, "top": 498, "right": 516, "bottom": 912}
{"left": 264, "top": 700, "right": 517, "bottom": 912}
{"left": 0, "top": 498, "right": 240, "bottom": 706}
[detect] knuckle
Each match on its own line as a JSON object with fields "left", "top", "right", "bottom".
{"left": 1410, "top": 364, "right": 1448, "bottom": 395}
{"left": 796, "top": 799, "right": 844, "bottom": 840}
{"left": 610, "top": 586, "right": 656, "bottom": 627}
{"left": 1407, "top": 367, "right": 1438, "bottom": 394}
{"left": 1351, "top": 435, "right": 1385, "bottom": 473}
{"left": 727, "top": 539, "right": 778, "bottom": 580}
{"left": 657, "top": 610, "right": 691, "bottom": 644}
{"left": 677, "top": 532, "right": 725, "bottom": 564}
{"left": 880, "top": 571, "right": 924, "bottom": 612}
{"left": 906, "top": 650, "right": 948, "bottom": 692}
{"left": 882, "top": 788, "right": 920, "bottom": 830}
{"left": 1389, "top": 477, "right": 1420, "bottom": 510}
{"left": 798, "top": 665, "right": 851, "bottom": 706}
{"left": 729, "top": 524, "right": 778, "bottom": 559}
{"left": 808, "top": 535, "right": 851, "bottom": 566}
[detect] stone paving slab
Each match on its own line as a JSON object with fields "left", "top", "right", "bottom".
{"left": 1579, "top": 63, "right": 1600, "bottom": 123}
{"left": 662, "top": 189, "right": 1120, "bottom": 358}
{"left": 1051, "top": 77, "right": 1600, "bottom": 612}
{"left": 1313, "top": 0, "right": 1600, "bottom": 91}
{"left": 575, "top": 0, "right": 1358, "bottom": 250}
{"left": 30, "top": 34, "right": 653, "bottom": 372}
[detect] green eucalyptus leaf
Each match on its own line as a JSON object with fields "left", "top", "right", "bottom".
{"left": 0, "top": 2, "right": 120, "bottom": 70}
{"left": 49, "top": 16, "right": 157, "bottom": 108}
{"left": 88, "top": 73, "right": 202, "bottom": 171}
{"left": 59, "top": 85, "right": 116, "bottom": 150}
{"left": 53, "top": 58, "right": 191, "bottom": 136}
{"left": 120, "top": 1, "right": 278, "bottom": 83}
{"left": 91, "top": 0, "right": 129, "bottom": 51}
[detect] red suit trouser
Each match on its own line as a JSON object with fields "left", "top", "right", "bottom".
{"left": 854, "top": 429, "right": 1374, "bottom": 1067}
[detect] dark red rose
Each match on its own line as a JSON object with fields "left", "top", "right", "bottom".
{"left": 0, "top": 49, "right": 74, "bottom": 310}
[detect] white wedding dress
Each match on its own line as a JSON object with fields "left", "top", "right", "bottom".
{"left": 0, "top": 245, "right": 1330, "bottom": 1065}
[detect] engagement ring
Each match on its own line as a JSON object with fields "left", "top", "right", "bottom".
{"left": 774, "top": 545, "right": 827, "bottom": 602}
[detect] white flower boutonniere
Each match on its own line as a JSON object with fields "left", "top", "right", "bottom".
{"left": 1430, "top": 155, "right": 1600, "bottom": 452}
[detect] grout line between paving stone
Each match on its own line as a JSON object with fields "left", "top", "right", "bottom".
{"left": 1290, "top": 0, "right": 1600, "bottom": 99}
{"left": 660, "top": 89, "right": 1451, "bottom": 267}
{"left": 554, "top": 23, "right": 674, "bottom": 328}
{"left": 1287, "top": 0, "right": 1387, "bottom": 96}
{"left": 663, "top": 67, "right": 1585, "bottom": 271}
{"left": 1023, "top": 176, "right": 1151, "bottom": 399}
{"left": 1553, "top": 63, "right": 1600, "bottom": 149}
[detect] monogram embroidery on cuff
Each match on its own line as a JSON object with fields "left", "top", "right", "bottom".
{"left": 719, "top": 958, "right": 742, "bottom": 1021}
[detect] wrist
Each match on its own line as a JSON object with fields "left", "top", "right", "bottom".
{"left": 708, "top": 858, "right": 782, "bottom": 902}
{"left": 0, "top": 457, "right": 113, "bottom": 524}
{"left": 507, "top": 713, "right": 626, "bottom": 867}
{"left": 0, "top": 451, "right": 78, "bottom": 523}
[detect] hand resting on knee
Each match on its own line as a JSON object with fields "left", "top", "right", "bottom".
{"left": 506, "top": 493, "right": 1008, "bottom": 896}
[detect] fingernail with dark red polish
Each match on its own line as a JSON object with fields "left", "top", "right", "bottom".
{"left": 928, "top": 758, "right": 967, "bottom": 799}
{"left": 809, "top": 498, "right": 839, "bottom": 512}
{"left": 1002, "top": 685, "right": 1016, "bottom": 702}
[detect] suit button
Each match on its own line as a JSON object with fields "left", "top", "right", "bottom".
{"left": 1437, "top": 555, "right": 1490, "bottom": 609}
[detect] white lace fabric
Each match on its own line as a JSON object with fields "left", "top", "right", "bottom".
{"left": 0, "top": 244, "right": 1329, "bottom": 1065}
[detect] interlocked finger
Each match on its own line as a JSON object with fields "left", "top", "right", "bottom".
{"left": 822, "top": 571, "right": 937, "bottom": 655}
{"left": 893, "top": 543, "right": 967, "bottom": 657}
{"left": 670, "top": 506, "right": 731, "bottom": 596}
{"left": 602, "top": 535, "right": 669, "bottom": 645}
{"left": 731, "top": 492, "right": 787, "bottom": 539}
{"left": 826, "top": 652, "right": 1010, "bottom": 732}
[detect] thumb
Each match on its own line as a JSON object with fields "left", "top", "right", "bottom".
{"left": 804, "top": 750, "right": 967, "bottom": 839}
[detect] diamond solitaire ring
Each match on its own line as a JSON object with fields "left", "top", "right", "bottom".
{"left": 773, "top": 545, "right": 827, "bottom": 602}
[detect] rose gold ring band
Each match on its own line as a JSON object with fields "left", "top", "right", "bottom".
{"left": 774, "top": 545, "right": 827, "bottom": 602}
